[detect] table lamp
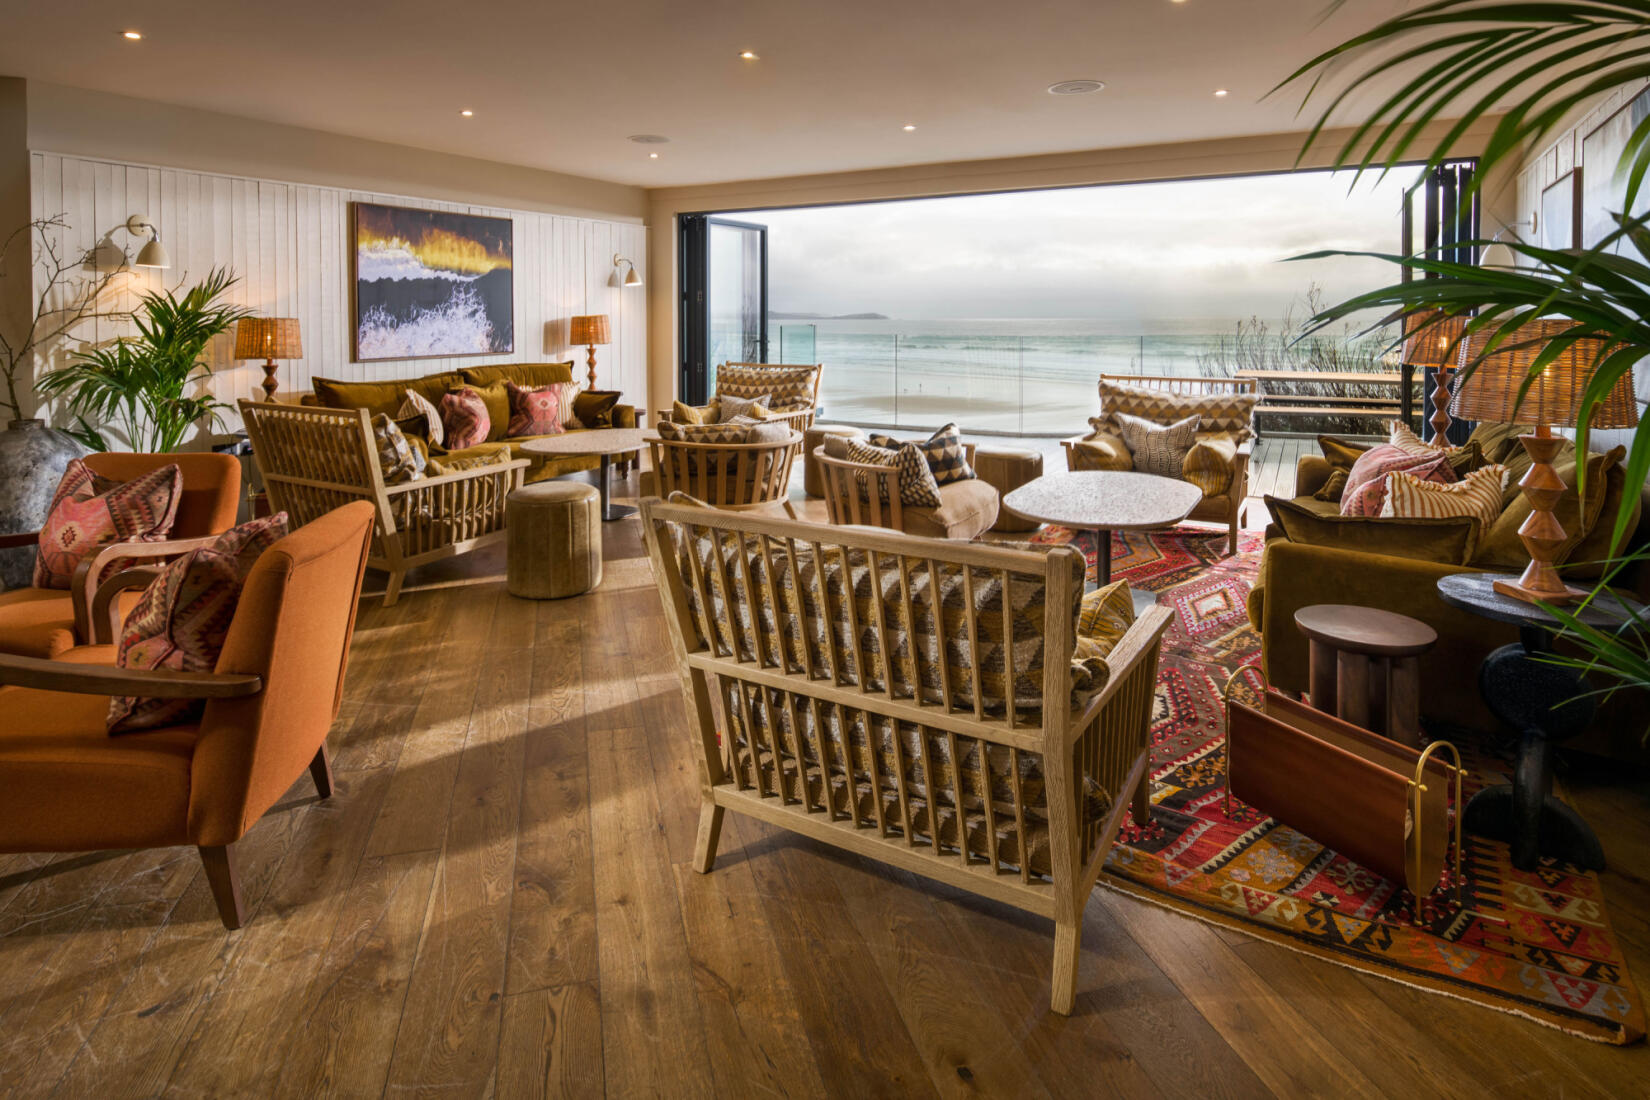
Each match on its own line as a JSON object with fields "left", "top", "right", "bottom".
{"left": 1401, "top": 309, "right": 1469, "bottom": 440}
{"left": 569, "top": 314, "right": 611, "bottom": 388}
{"left": 1449, "top": 318, "right": 1640, "bottom": 604}
{"left": 234, "top": 317, "right": 303, "bottom": 400}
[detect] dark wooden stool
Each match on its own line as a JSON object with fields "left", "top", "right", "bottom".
{"left": 1293, "top": 605, "right": 1438, "bottom": 747}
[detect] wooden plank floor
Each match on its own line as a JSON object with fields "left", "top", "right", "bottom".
{"left": 2, "top": 464, "right": 1647, "bottom": 1098}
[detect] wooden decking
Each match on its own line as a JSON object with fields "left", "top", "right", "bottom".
{"left": 1, "top": 462, "right": 1647, "bottom": 1097}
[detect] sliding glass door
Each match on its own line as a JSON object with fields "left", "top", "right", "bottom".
{"left": 679, "top": 215, "right": 767, "bottom": 404}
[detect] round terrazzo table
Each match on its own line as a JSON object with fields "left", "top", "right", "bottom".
{"left": 521, "top": 427, "right": 649, "bottom": 522}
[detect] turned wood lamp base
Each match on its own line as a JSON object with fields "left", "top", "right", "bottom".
{"left": 1493, "top": 424, "right": 1587, "bottom": 606}
{"left": 583, "top": 345, "right": 599, "bottom": 389}
{"left": 259, "top": 358, "right": 280, "bottom": 400}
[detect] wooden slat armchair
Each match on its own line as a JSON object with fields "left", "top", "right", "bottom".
{"left": 640, "top": 499, "right": 1172, "bottom": 1013}
{"left": 715, "top": 362, "right": 824, "bottom": 432}
{"left": 0, "top": 502, "right": 374, "bottom": 929}
{"left": 1063, "top": 373, "right": 1257, "bottom": 553}
{"left": 646, "top": 429, "right": 803, "bottom": 510}
{"left": 815, "top": 442, "right": 1000, "bottom": 540}
{"left": 240, "top": 400, "right": 528, "bottom": 606}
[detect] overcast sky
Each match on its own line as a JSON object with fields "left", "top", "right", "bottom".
{"left": 727, "top": 169, "right": 1416, "bottom": 326}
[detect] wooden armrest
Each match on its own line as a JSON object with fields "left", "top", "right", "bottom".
{"left": 89, "top": 566, "right": 165, "bottom": 645}
{"left": 382, "top": 459, "right": 531, "bottom": 493}
{"left": 0, "top": 530, "right": 39, "bottom": 550}
{"left": 0, "top": 653, "right": 262, "bottom": 698}
{"left": 70, "top": 536, "right": 219, "bottom": 645}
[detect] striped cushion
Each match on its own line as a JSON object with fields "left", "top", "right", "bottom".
{"left": 1382, "top": 464, "right": 1509, "bottom": 532}
{"left": 1099, "top": 379, "right": 1257, "bottom": 441}
{"left": 867, "top": 423, "right": 975, "bottom": 485}
{"left": 1340, "top": 445, "right": 1455, "bottom": 517}
{"left": 1388, "top": 420, "right": 1468, "bottom": 457}
{"left": 716, "top": 364, "right": 819, "bottom": 411}
{"left": 1181, "top": 435, "right": 1236, "bottom": 497}
{"left": 397, "top": 389, "right": 445, "bottom": 447}
{"left": 1113, "top": 412, "right": 1199, "bottom": 478}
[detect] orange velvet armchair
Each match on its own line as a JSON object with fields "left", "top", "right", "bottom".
{"left": 0, "top": 452, "right": 243, "bottom": 658}
{"left": 0, "top": 501, "right": 373, "bottom": 929}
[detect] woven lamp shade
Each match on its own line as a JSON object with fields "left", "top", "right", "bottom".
{"left": 234, "top": 317, "right": 303, "bottom": 360}
{"left": 1450, "top": 319, "right": 1639, "bottom": 430}
{"left": 570, "top": 314, "right": 611, "bottom": 346}
{"left": 1401, "top": 310, "right": 1469, "bottom": 368}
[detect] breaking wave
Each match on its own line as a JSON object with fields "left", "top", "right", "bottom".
{"left": 356, "top": 285, "right": 495, "bottom": 359}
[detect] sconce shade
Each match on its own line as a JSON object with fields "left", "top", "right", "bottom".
{"left": 1450, "top": 318, "right": 1639, "bottom": 430}
{"left": 234, "top": 317, "right": 304, "bottom": 360}
{"left": 1401, "top": 309, "right": 1468, "bottom": 369}
{"left": 134, "top": 237, "right": 170, "bottom": 269}
{"left": 624, "top": 266, "right": 643, "bottom": 287}
{"left": 570, "top": 314, "right": 611, "bottom": 346}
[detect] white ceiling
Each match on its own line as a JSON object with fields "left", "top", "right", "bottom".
{"left": 0, "top": 0, "right": 1415, "bottom": 188}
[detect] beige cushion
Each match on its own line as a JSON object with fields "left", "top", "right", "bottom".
{"left": 897, "top": 477, "right": 1000, "bottom": 540}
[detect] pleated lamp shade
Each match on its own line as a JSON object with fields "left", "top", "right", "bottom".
{"left": 1449, "top": 319, "right": 1639, "bottom": 430}
{"left": 570, "top": 314, "right": 611, "bottom": 346}
{"left": 1401, "top": 310, "right": 1469, "bottom": 369}
{"left": 234, "top": 317, "right": 303, "bottom": 360}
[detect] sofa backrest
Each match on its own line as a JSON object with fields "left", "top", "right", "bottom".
{"left": 308, "top": 362, "right": 578, "bottom": 419}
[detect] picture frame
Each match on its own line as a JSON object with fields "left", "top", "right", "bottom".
{"left": 351, "top": 201, "right": 515, "bottom": 362}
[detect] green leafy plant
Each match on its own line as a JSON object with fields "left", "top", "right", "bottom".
{"left": 36, "top": 267, "right": 251, "bottom": 452}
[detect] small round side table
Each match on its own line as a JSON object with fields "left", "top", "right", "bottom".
{"left": 1293, "top": 605, "right": 1438, "bottom": 748}
{"left": 1436, "top": 572, "right": 1642, "bottom": 871}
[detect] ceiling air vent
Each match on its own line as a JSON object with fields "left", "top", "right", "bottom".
{"left": 1047, "top": 80, "right": 1105, "bottom": 96}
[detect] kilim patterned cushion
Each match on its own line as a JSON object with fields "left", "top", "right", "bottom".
{"left": 397, "top": 388, "right": 445, "bottom": 447}
{"left": 1382, "top": 464, "right": 1508, "bottom": 532}
{"left": 370, "top": 414, "right": 426, "bottom": 484}
{"left": 1113, "top": 412, "right": 1199, "bottom": 479}
{"left": 868, "top": 423, "right": 976, "bottom": 485}
{"left": 1180, "top": 435, "right": 1236, "bottom": 497}
{"left": 1098, "top": 378, "right": 1257, "bottom": 441}
{"left": 440, "top": 388, "right": 490, "bottom": 449}
{"left": 715, "top": 364, "right": 820, "bottom": 411}
{"left": 1340, "top": 445, "right": 1455, "bottom": 517}
{"left": 107, "top": 512, "right": 290, "bottom": 734}
{"left": 715, "top": 392, "right": 772, "bottom": 421}
{"left": 505, "top": 382, "right": 567, "bottom": 437}
{"left": 33, "top": 459, "right": 183, "bottom": 590}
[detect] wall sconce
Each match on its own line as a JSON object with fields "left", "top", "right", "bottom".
{"left": 608, "top": 253, "right": 642, "bottom": 288}
{"left": 126, "top": 214, "right": 170, "bottom": 269}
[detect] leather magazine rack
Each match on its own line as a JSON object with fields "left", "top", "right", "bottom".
{"left": 1222, "top": 668, "right": 1463, "bottom": 921}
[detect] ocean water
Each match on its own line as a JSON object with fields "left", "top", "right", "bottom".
{"left": 739, "top": 317, "right": 1391, "bottom": 435}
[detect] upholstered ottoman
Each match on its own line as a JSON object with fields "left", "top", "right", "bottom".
{"left": 506, "top": 480, "right": 602, "bottom": 599}
{"left": 804, "top": 425, "right": 864, "bottom": 498}
{"left": 973, "top": 447, "right": 1044, "bottom": 532}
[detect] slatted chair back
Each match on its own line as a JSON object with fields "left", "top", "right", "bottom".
{"left": 648, "top": 430, "right": 802, "bottom": 509}
{"left": 715, "top": 362, "right": 824, "bottom": 431}
{"left": 814, "top": 442, "right": 978, "bottom": 533}
{"left": 639, "top": 497, "right": 1173, "bottom": 1013}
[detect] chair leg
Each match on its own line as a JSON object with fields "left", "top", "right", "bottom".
{"left": 309, "top": 743, "right": 335, "bottom": 800}
{"left": 693, "top": 802, "right": 725, "bottom": 874}
{"left": 383, "top": 569, "right": 405, "bottom": 608}
{"left": 1051, "top": 914, "right": 1082, "bottom": 1015}
{"left": 1131, "top": 764, "right": 1153, "bottom": 827}
{"left": 199, "top": 844, "right": 247, "bottom": 930}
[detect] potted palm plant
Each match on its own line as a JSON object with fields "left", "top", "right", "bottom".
{"left": 36, "top": 267, "right": 251, "bottom": 453}
{"left": 1279, "top": 0, "right": 1650, "bottom": 727}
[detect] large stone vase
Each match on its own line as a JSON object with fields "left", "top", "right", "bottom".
{"left": 0, "top": 419, "right": 90, "bottom": 590}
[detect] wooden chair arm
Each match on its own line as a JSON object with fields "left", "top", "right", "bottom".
{"left": 0, "top": 530, "right": 39, "bottom": 551}
{"left": 0, "top": 653, "right": 263, "bottom": 698}
{"left": 70, "top": 535, "right": 219, "bottom": 645}
{"left": 1068, "top": 603, "right": 1174, "bottom": 742}
{"left": 89, "top": 566, "right": 166, "bottom": 645}
{"left": 380, "top": 458, "right": 530, "bottom": 494}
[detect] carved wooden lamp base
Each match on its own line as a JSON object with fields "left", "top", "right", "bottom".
{"left": 1492, "top": 425, "right": 1588, "bottom": 605}
{"left": 1429, "top": 367, "right": 1452, "bottom": 440}
{"left": 259, "top": 358, "right": 280, "bottom": 400}
{"left": 583, "top": 345, "right": 599, "bottom": 389}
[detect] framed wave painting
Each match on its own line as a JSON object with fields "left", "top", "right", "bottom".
{"left": 351, "top": 202, "right": 514, "bottom": 361}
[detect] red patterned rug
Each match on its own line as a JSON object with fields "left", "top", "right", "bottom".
{"left": 1030, "top": 524, "right": 1645, "bottom": 1045}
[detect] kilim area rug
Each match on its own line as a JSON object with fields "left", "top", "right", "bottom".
{"left": 1028, "top": 524, "right": 1645, "bottom": 1044}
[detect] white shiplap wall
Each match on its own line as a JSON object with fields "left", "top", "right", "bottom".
{"left": 27, "top": 151, "right": 648, "bottom": 430}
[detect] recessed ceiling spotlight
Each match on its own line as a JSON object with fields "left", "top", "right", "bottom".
{"left": 121, "top": 30, "right": 143, "bottom": 40}
{"left": 1213, "top": 89, "right": 1229, "bottom": 97}
{"left": 460, "top": 109, "right": 474, "bottom": 117}
{"left": 1047, "top": 79, "right": 1105, "bottom": 96}
{"left": 649, "top": 152, "right": 659, "bottom": 159}
{"left": 628, "top": 134, "right": 670, "bottom": 144}
{"left": 739, "top": 50, "right": 758, "bottom": 60}
{"left": 902, "top": 124, "right": 916, "bottom": 131}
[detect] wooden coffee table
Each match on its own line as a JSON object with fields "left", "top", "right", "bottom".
{"left": 521, "top": 427, "right": 648, "bottom": 522}
{"left": 1003, "top": 471, "right": 1202, "bottom": 607}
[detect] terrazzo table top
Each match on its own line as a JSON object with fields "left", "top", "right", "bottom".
{"left": 520, "top": 427, "right": 649, "bottom": 456}
{"left": 1003, "top": 470, "right": 1202, "bottom": 530}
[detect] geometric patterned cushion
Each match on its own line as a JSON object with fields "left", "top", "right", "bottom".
{"left": 845, "top": 438, "right": 901, "bottom": 503}
{"left": 397, "top": 388, "right": 445, "bottom": 447}
{"left": 1382, "top": 463, "right": 1509, "bottom": 532}
{"left": 505, "top": 382, "right": 566, "bottom": 437}
{"left": 106, "top": 512, "right": 290, "bottom": 735}
{"left": 1113, "top": 412, "right": 1199, "bottom": 478}
{"left": 715, "top": 364, "right": 819, "bottom": 411}
{"left": 1099, "top": 378, "right": 1257, "bottom": 440}
{"left": 1340, "top": 445, "right": 1455, "bottom": 517}
{"left": 893, "top": 442, "right": 943, "bottom": 508}
{"left": 658, "top": 421, "right": 751, "bottom": 445}
{"left": 32, "top": 459, "right": 183, "bottom": 591}
{"left": 1181, "top": 435, "right": 1237, "bottom": 497}
{"left": 868, "top": 423, "right": 975, "bottom": 485}
{"left": 440, "top": 389, "right": 490, "bottom": 450}
{"left": 370, "top": 414, "right": 425, "bottom": 485}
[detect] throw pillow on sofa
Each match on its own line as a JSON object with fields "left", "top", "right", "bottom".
{"left": 107, "top": 512, "right": 290, "bottom": 734}
{"left": 716, "top": 392, "right": 773, "bottom": 421}
{"left": 1340, "top": 445, "right": 1454, "bottom": 517}
{"left": 1382, "top": 463, "right": 1508, "bottom": 533}
{"left": 1071, "top": 427, "right": 1132, "bottom": 472}
{"left": 371, "top": 414, "right": 426, "bottom": 484}
{"left": 397, "top": 389, "right": 445, "bottom": 447}
{"left": 574, "top": 389, "right": 623, "bottom": 428}
{"left": 33, "top": 459, "right": 184, "bottom": 590}
{"left": 843, "top": 438, "right": 944, "bottom": 506}
{"left": 868, "top": 423, "right": 976, "bottom": 485}
{"left": 1181, "top": 435, "right": 1237, "bottom": 497}
{"left": 1113, "top": 412, "right": 1199, "bottom": 478}
{"left": 441, "top": 388, "right": 490, "bottom": 449}
{"left": 1265, "top": 495, "right": 1480, "bottom": 565}
{"left": 672, "top": 400, "right": 717, "bottom": 425}
{"left": 506, "top": 381, "right": 567, "bottom": 437}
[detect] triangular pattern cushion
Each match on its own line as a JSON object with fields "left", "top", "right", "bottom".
{"left": 1098, "top": 379, "right": 1257, "bottom": 440}
{"left": 715, "top": 364, "right": 818, "bottom": 411}
{"left": 107, "top": 512, "right": 290, "bottom": 734}
{"left": 868, "top": 423, "right": 976, "bottom": 485}
{"left": 33, "top": 459, "right": 183, "bottom": 590}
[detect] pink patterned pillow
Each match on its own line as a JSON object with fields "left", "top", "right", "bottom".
{"left": 1340, "top": 445, "right": 1455, "bottom": 517}
{"left": 505, "top": 382, "right": 567, "bottom": 437}
{"left": 440, "top": 388, "right": 490, "bottom": 449}
{"left": 107, "top": 513, "right": 290, "bottom": 734}
{"left": 33, "top": 459, "right": 183, "bottom": 590}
